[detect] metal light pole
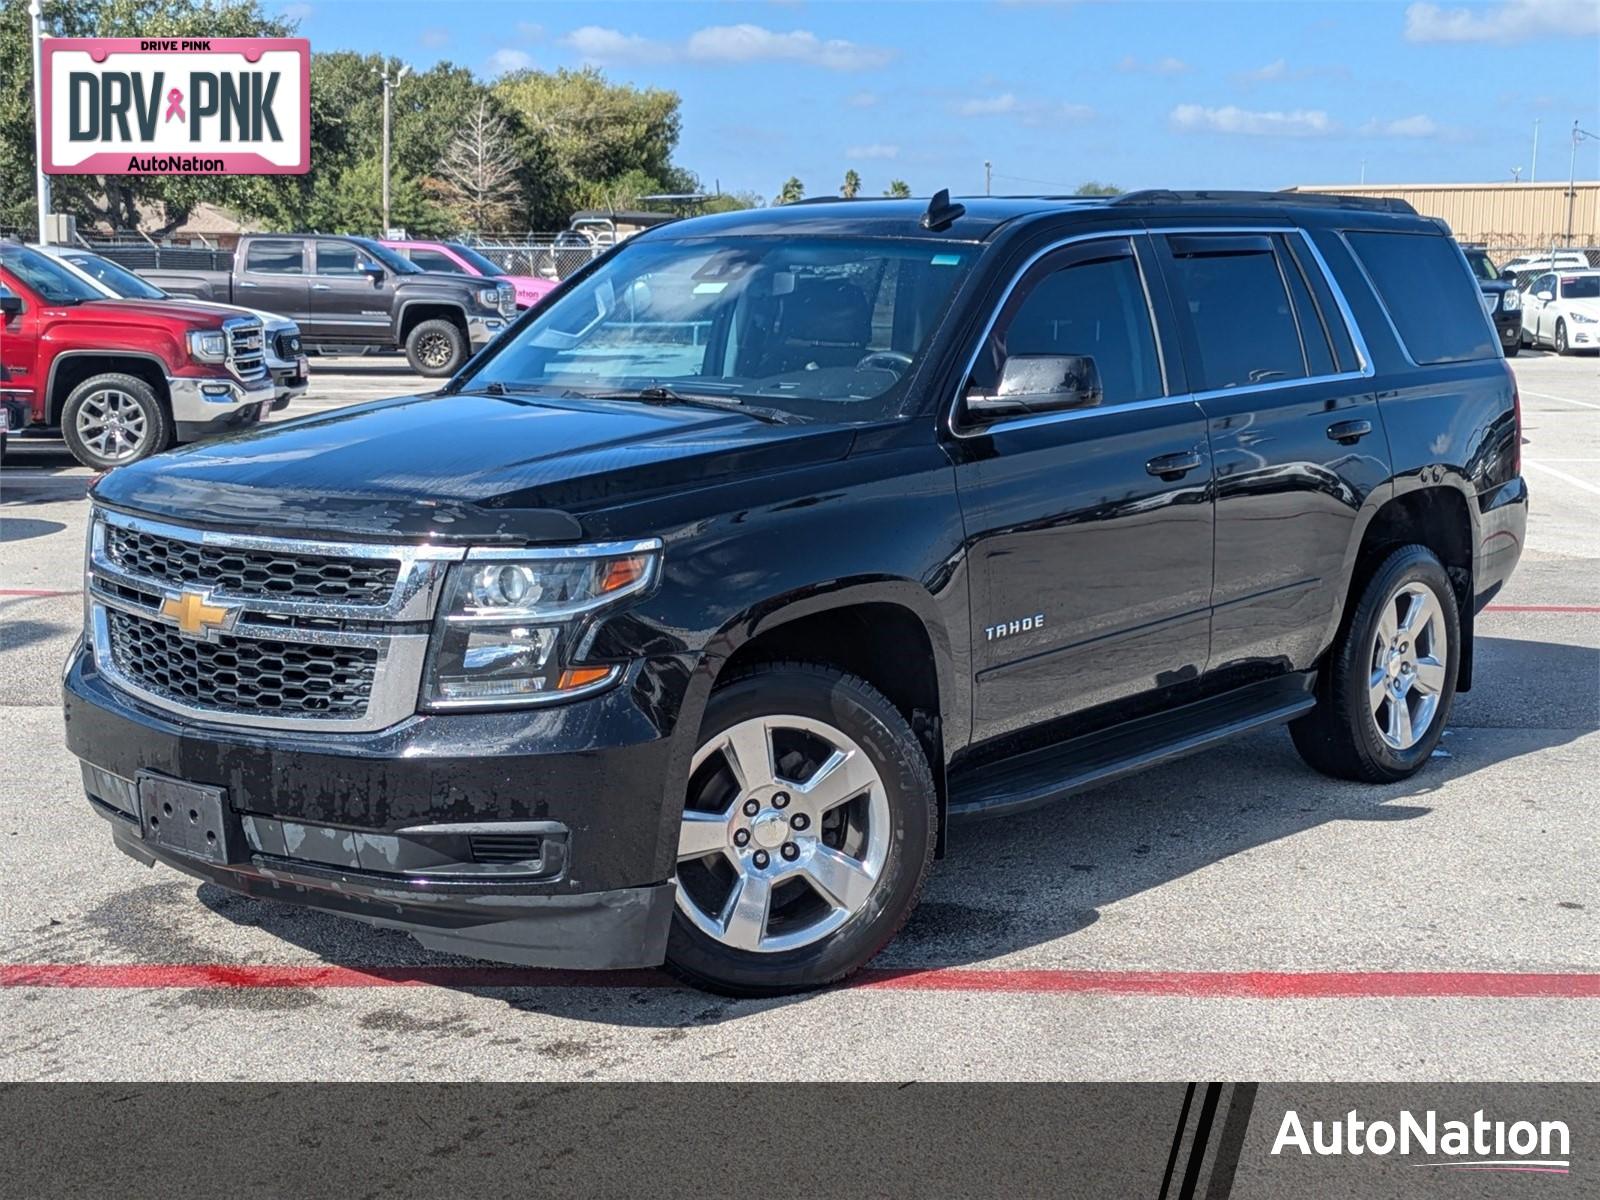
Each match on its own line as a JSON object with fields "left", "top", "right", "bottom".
{"left": 984, "top": 161, "right": 992, "bottom": 196}
{"left": 379, "top": 62, "right": 410, "bottom": 236}
{"left": 28, "top": 0, "right": 52, "bottom": 243}
{"left": 1567, "top": 121, "right": 1596, "bottom": 247}
{"left": 1531, "top": 118, "right": 1540, "bottom": 183}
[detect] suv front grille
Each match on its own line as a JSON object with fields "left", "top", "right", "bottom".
{"left": 104, "top": 523, "right": 400, "bottom": 605}
{"left": 272, "top": 329, "right": 302, "bottom": 359}
{"left": 228, "top": 322, "right": 268, "bottom": 382}
{"left": 106, "top": 608, "right": 378, "bottom": 719}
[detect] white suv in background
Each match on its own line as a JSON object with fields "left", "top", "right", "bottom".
{"left": 1520, "top": 268, "right": 1600, "bottom": 355}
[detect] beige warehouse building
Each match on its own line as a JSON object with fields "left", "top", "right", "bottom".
{"left": 1290, "top": 182, "right": 1599, "bottom": 256}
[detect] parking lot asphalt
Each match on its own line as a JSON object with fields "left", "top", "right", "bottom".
{"left": 1, "top": 352, "right": 1596, "bottom": 1081}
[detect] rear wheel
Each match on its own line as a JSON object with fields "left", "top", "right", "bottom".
{"left": 1291, "top": 545, "right": 1459, "bottom": 783}
{"left": 60, "top": 373, "right": 171, "bottom": 469}
{"left": 405, "top": 318, "right": 467, "bottom": 377}
{"left": 665, "top": 663, "right": 936, "bottom": 996}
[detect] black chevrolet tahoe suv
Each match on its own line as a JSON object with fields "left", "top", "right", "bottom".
{"left": 104, "top": 234, "right": 518, "bottom": 377}
{"left": 65, "top": 190, "right": 1527, "bottom": 995}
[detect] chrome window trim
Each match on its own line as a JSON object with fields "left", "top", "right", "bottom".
{"left": 92, "top": 507, "right": 464, "bottom": 622}
{"left": 945, "top": 224, "right": 1377, "bottom": 441}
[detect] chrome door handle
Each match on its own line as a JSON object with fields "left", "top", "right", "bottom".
{"left": 238, "top": 281, "right": 259, "bottom": 288}
{"left": 311, "top": 284, "right": 332, "bottom": 291}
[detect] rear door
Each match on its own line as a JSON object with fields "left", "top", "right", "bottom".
{"left": 308, "top": 240, "right": 391, "bottom": 344}
{"left": 952, "top": 233, "right": 1215, "bottom": 741}
{"left": 1154, "top": 228, "right": 1388, "bottom": 677}
{"left": 237, "top": 239, "right": 310, "bottom": 322}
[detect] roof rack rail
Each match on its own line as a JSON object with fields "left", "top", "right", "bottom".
{"left": 1112, "top": 189, "right": 1417, "bottom": 215}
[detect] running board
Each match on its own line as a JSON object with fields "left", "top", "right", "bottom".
{"left": 948, "top": 673, "right": 1317, "bottom": 822}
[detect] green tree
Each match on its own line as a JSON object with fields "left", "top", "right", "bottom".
{"left": 776, "top": 177, "right": 805, "bottom": 205}
{"left": 1073, "top": 181, "right": 1121, "bottom": 196}
{"left": 841, "top": 169, "right": 861, "bottom": 199}
{"left": 883, "top": 179, "right": 911, "bottom": 198}
{"left": 699, "top": 190, "right": 762, "bottom": 214}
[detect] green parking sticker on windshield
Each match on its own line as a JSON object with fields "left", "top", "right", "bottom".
{"left": 931, "top": 254, "right": 961, "bottom": 266}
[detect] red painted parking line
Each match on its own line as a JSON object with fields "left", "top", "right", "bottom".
{"left": 2, "top": 964, "right": 1598, "bottom": 998}
{"left": 1483, "top": 604, "right": 1600, "bottom": 613}
{"left": 0, "top": 587, "right": 80, "bottom": 598}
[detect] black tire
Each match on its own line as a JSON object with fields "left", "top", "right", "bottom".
{"left": 60, "top": 373, "right": 172, "bottom": 470}
{"left": 1504, "top": 340, "right": 1521, "bottom": 357}
{"left": 664, "top": 662, "right": 937, "bottom": 996}
{"left": 1555, "top": 319, "right": 1571, "bottom": 356}
{"left": 405, "top": 318, "right": 468, "bottom": 377}
{"left": 1291, "top": 545, "right": 1460, "bottom": 783}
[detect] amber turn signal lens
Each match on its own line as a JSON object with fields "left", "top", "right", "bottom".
{"left": 598, "top": 555, "right": 649, "bottom": 594}
{"left": 558, "top": 667, "right": 613, "bottom": 690}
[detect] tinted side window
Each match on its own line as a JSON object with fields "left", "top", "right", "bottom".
{"left": 409, "top": 248, "right": 462, "bottom": 273}
{"left": 315, "top": 241, "right": 364, "bottom": 275}
{"left": 1164, "top": 235, "right": 1306, "bottom": 390}
{"left": 1345, "top": 231, "right": 1496, "bottom": 364}
{"left": 972, "top": 243, "right": 1162, "bottom": 406}
{"left": 245, "top": 241, "right": 304, "bottom": 275}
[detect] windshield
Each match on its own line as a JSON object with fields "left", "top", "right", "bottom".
{"left": 0, "top": 244, "right": 107, "bottom": 303}
{"left": 1465, "top": 250, "right": 1500, "bottom": 281}
{"left": 351, "top": 237, "right": 421, "bottom": 274}
{"left": 447, "top": 243, "right": 507, "bottom": 277}
{"left": 470, "top": 235, "right": 975, "bottom": 422}
{"left": 1560, "top": 275, "right": 1600, "bottom": 300}
{"left": 62, "top": 252, "right": 167, "bottom": 300}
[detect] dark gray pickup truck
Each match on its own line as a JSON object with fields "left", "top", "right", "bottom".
{"left": 104, "top": 234, "right": 518, "bottom": 377}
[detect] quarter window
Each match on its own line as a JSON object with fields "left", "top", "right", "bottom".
{"left": 244, "top": 241, "right": 304, "bottom": 275}
{"left": 972, "top": 241, "right": 1163, "bottom": 406}
{"left": 1345, "top": 230, "right": 1496, "bottom": 365}
{"left": 1163, "top": 234, "right": 1307, "bottom": 391}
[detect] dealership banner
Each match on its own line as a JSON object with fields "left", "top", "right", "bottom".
{"left": 0, "top": 1083, "right": 1592, "bottom": 1196}
{"left": 40, "top": 37, "right": 310, "bottom": 175}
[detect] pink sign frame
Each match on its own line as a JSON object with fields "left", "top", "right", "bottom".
{"left": 41, "top": 37, "right": 310, "bottom": 175}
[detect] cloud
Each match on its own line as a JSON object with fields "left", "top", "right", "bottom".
{"left": 419, "top": 28, "right": 448, "bottom": 49}
{"left": 846, "top": 143, "right": 900, "bottom": 160}
{"left": 1404, "top": 0, "right": 1599, "bottom": 43}
{"left": 1117, "top": 55, "right": 1190, "bottom": 75}
{"left": 1238, "top": 58, "right": 1289, "bottom": 82}
{"left": 1362, "top": 114, "right": 1439, "bottom": 137}
{"left": 845, "top": 90, "right": 880, "bottom": 109}
{"left": 561, "top": 24, "right": 892, "bottom": 71}
{"left": 279, "top": 2, "right": 312, "bottom": 19}
{"left": 487, "top": 48, "right": 535, "bottom": 74}
{"left": 517, "top": 22, "right": 544, "bottom": 40}
{"left": 1170, "top": 104, "right": 1339, "bottom": 137}
{"left": 952, "top": 93, "right": 1094, "bottom": 125}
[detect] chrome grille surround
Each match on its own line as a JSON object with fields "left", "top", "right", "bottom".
{"left": 86, "top": 507, "right": 466, "bottom": 732}
{"left": 223, "top": 316, "right": 268, "bottom": 384}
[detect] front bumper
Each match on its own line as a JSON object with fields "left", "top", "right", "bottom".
{"left": 269, "top": 354, "right": 310, "bottom": 410}
{"left": 63, "top": 645, "right": 691, "bottom": 969}
{"left": 467, "top": 313, "right": 511, "bottom": 346}
{"left": 168, "top": 372, "right": 276, "bottom": 440}
{"left": 1493, "top": 309, "right": 1522, "bottom": 347}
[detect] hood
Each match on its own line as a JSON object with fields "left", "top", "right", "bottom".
{"left": 503, "top": 275, "right": 558, "bottom": 307}
{"left": 1478, "top": 278, "right": 1515, "bottom": 295}
{"left": 153, "top": 296, "right": 296, "bottom": 333}
{"left": 62, "top": 297, "right": 238, "bottom": 331}
{"left": 91, "top": 390, "right": 854, "bottom": 543}
{"left": 1561, "top": 297, "right": 1600, "bottom": 318}
{"left": 398, "top": 271, "right": 506, "bottom": 294}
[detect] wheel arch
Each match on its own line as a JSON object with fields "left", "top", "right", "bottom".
{"left": 396, "top": 300, "right": 470, "bottom": 343}
{"left": 45, "top": 352, "right": 170, "bottom": 426}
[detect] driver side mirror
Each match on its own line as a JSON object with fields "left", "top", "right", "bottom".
{"left": 0, "top": 287, "right": 20, "bottom": 319}
{"left": 363, "top": 264, "right": 386, "bottom": 286}
{"left": 1536, "top": 289, "right": 1554, "bottom": 302}
{"left": 966, "top": 354, "right": 1103, "bottom": 422}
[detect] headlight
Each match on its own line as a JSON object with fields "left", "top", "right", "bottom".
{"left": 477, "top": 286, "right": 502, "bottom": 309}
{"left": 421, "top": 541, "right": 661, "bottom": 708}
{"left": 1569, "top": 311, "right": 1597, "bottom": 324}
{"left": 188, "top": 330, "right": 228, "bottom": 362}
{"left": 1501, "top": 290, "right": 1520, "bottom": 312}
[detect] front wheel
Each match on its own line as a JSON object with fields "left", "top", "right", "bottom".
{"left": 1291, "top": 545, "right": 1460, "bottom": 783}
{"left": 1504, "top": 339, "right": 1521, "bottom": 357}
{"left": 60, "top": 373, "right": 172, "bottom": 469}
{"left": 665, "top": 663, "right": 936, "bottom": 996}
{"left": 405, "top": 318, "right": 468, "bottom": 377}
{"left": 1555, "top": 319, "right": 1571, "bottom": 356}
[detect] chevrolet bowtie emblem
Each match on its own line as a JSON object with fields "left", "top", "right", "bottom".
{"left": 159, "top": 591, "right": 239, "bottom": 641}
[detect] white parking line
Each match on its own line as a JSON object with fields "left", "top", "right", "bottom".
{"left": 1523, "top": 460, "right": 1600, "bottom": 497}
{"left": 1520, "top": 390, "right": 1600, "bottom": 411}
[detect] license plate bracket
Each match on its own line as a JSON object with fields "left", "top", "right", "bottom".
{"left": 137, "top": 773, "right": 238, "bottom": 865}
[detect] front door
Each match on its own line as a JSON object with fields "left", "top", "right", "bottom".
{"left": 1523, "top": 272, "right": 1556, "bottom": 344}
{"left": 308, "top": 240, "right": 392, "bottom": 343}
{"left": 237, "top": 238, "right": 310, "bottom": 323}
{"left": 0, "top": 277, "right": 39, "bottom": 423}
{"left": 1153, "top": 229, "right": 1389, "bottom": 676}
{"left": 952, "top": 234, "right": 1215, "bottom": 744}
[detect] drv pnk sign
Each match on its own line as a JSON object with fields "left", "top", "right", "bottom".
{"left": 41, "top": 38, "right": 309, "bottom": 175}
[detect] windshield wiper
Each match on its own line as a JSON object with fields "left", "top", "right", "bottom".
{"left": 570, "top": 386, "right": 800, "bottom": 425}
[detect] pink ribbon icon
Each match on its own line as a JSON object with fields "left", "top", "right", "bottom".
{"left": 164, "top": 88, "right": 185, "bottom": 123}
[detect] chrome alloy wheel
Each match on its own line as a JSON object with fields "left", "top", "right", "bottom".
{"left": 676, "top": 715, "right": 890, "bottom": 954}
{"left": 75, "top": 388, "right": 149, "bottom": 462}
{"left": 1369, "top": 580, "right": 1449, "bottom": 751}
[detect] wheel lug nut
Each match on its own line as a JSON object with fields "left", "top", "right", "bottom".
{"left": 781, "top": 842, "right": 798, "bottom": 861}
{"left": 733, "top": 829, "right": 750, "bottom": 847}
{"left": 742, "top": 799, "right": 760, "bottom": 817}
{"left": 772, "top": 791, "right": 790, "bottom": 809}
{"left": 753, "top": 850, "right": 769, "bottom": 869}
{"left": 790, "top": 813, "right": 809, "bottom": 831}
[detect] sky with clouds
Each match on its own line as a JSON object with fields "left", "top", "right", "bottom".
{"left": 278, "top": 0, "right": 1599, "bottom": 201}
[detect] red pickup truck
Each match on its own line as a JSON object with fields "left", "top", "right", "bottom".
{"left": 0, "top": 243, "right": 275, "bottom": 468}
